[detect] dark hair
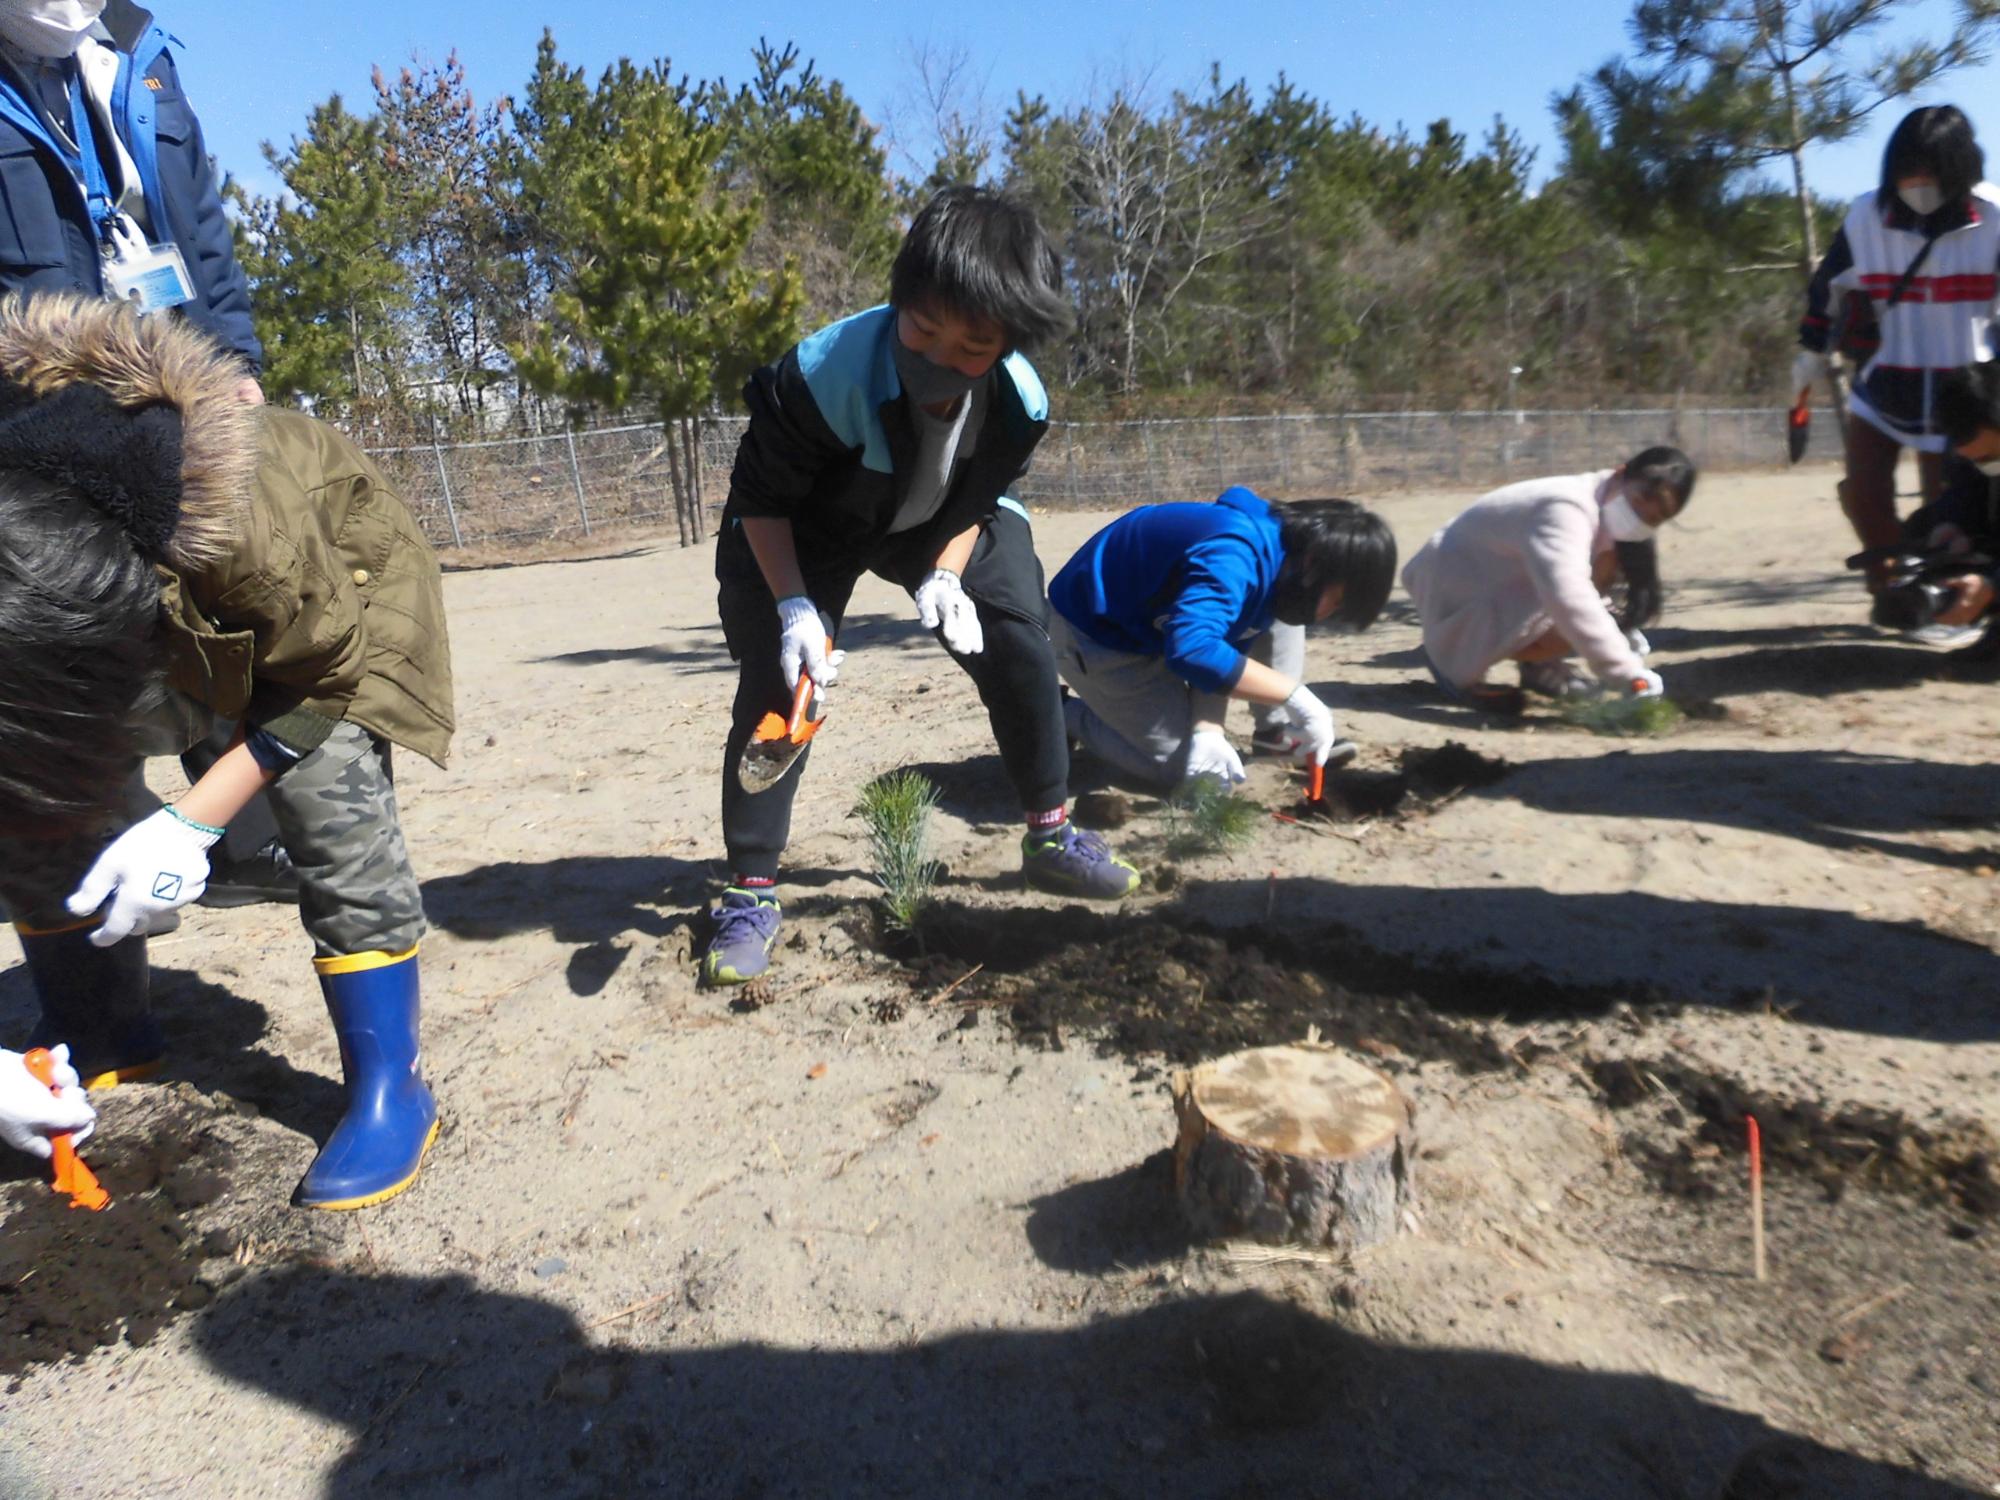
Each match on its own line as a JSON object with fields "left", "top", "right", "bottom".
{"left": 1623, "top": 445, "right": 1697, "bottom": 512}
{"left": 1271, "top": 499, "right": 1398, "bottom": 629}
{"left": 1937, "top": 361, "right": 2000, "bottom": 446}
{"left": 1614, "top": 539, "right": 1663, "bottom": 630}
{"left": 1880, "top": 105, "right": 1984, "bottom": 206}
{"left": 889, "top": 186, "right": 1071, "bottom": 353}
{"left": 0, "top": 474, "right": 165, "bottom": 837}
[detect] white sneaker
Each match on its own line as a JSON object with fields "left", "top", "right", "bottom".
{"left": 1518, "top": 659, "right": 1600, "bottom": 700}
{"left": 1910, "top": 621, "right": 1986, "bottom": 648}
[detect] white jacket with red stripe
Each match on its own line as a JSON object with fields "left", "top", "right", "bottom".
{"left": 1800, "top": 184, "right": 2000, "bottom": 447}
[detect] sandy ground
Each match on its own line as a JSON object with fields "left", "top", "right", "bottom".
{"left": 2, "top": 461, "right": 1997, "bottom": 1499}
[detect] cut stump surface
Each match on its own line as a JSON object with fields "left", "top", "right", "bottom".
{"left": 1172, "top": 1042, "right": 1416, "bottom": 1248}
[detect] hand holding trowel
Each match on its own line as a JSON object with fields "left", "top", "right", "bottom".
{"left": 1787, "top": 349, "right": 1825, "bottom": 465}
{"left": 738, "top": 659, "right": 832, "bottom": 793}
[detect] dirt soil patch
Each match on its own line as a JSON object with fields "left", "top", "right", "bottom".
{"left": 857, "top": 900, "right": 1667, "bottom": 1071}
{"left": 1591, "top": 1056, "right": 2000, "bottom": 1220}
{"left": 0, "top": 1087, "right": 243, "bottom": 1380}
{"left": 1307, "top": 741, "right": 1509, "bottom": 822}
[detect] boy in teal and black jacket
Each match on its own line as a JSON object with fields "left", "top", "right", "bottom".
{"left": 704, "top": 187, "right": 1140, "bottom": 986}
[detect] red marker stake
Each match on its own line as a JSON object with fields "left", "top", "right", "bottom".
{"left": 1747, "top": 1114, "right": 1766, "bottom": 1282}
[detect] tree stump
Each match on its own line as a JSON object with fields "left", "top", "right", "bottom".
{"left": 1171, "top": 1042, "right": 1416, "bottom": 1248}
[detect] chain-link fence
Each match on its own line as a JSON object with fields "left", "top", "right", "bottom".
{"left": 366, "top": 405, "right": 1831, "bottom": 555}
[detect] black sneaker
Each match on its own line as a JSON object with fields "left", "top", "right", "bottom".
{"left": 199, "top": 839, "right": 302, "bottom": 908}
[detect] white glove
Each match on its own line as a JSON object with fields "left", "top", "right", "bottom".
{"left": 1625, "top": 627, "right": 1651, "bottom": 657}
{"left": 914, "top": 569, "right": 984, "bottom": 656}
{"left": 1791, "top": 349, "right": 1827, "bottom": 397}
{"left": 66, "top": 806, "right": 222, "bottom": 947}
{"left": 1623, "top": 669, "right": 1665, "bottom": 699}
{"left": 1183, "top": 728, "right": 1247, "bottom": 787}
{"left": 1281, "top": 684, "right": 1340, "bottom": 766}
{"left": 776, "top": 595, "right": 843, "bottom": 691}
{"left": 0, "top": 1045, "right": 97, "bottom": 1161}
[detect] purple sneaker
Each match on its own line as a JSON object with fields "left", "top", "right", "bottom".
{"left": 701, "top": 888, "right": 781, "bottom": 985}
{"left": 1021, "top": 823, "right": 1141, "bottom": 900}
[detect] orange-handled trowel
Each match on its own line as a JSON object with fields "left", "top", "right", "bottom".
{"left": 22, "top": 1047, "right": 110, "bottom": 1211}
{"left": 736, "top": 652, "right": 830, "bottom": 795}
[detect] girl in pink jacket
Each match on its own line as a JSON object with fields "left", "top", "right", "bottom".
{"left": 1402, "top": 446, "right": 1696, "bottom": 709}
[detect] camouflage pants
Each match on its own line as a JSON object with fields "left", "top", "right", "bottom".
{"left": 0, "top": 703, "right": 425, "bottom": 958}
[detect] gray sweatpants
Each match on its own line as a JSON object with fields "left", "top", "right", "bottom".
{"left": 0, "top": 702, "right": 424, "bottom": 958}
{"left": 1049, "top": 614, "right": 1303, "bottom": 787}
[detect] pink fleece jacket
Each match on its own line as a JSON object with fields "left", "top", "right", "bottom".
{"left": 1401, "top": 468, "right": 1643, "bottom": 687}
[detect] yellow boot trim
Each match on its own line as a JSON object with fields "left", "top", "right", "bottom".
{"left": 298, "top": 1117, "right": 441, "bottom": 1212}
{"left": 13, "top": 916, "right": 100, "bottom": 938}
{"left": 313, "top": 943, "right": 421, "bottom": 978}
{"left": 79, "top": 1058, "right": 164, "bottom": 1092}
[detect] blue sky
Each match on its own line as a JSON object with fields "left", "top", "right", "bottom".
{"left": 168, "top": 0, "right": 1997, "bottom": 206}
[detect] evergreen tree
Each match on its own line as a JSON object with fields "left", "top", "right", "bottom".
{"left": 229, "top": 98, "right": 409, "bottom": 424}
{"left": 513, "top": 53, "right": 803, "bottom": 545}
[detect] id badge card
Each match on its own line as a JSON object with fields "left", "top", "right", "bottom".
{"left": 103, "top": 241, "right": 195, "bottom": 314}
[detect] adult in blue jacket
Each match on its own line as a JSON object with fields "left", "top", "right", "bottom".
{"left": 0, "top": 0, "right": 260, "bottom": 379}
{"left": 0, "top": 0, "right": 288, "bottom": 907}
{"left": 1048, "top": 489, "right": 1397, "bottom": 789}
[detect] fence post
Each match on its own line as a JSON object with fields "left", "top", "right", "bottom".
{"left": 1143, "top": 422, "right": 1160, "bottom": 502}
{"left": 1064, "top": 422, "right": 1078, "bottom": 505}
{"left": 431, "top": 442, "right": 464, "bottom": 549}
{"left": 1210, "top": 418, "right": 1224, "bottom": 495}
{"left": 1275, "top": 416, "right": 1291, "bottom": 490}
{"left": 565, "top": 430, "right": 591, "bottom": 536}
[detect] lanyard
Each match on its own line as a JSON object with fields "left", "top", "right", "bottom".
{"left": 63, "top": 62, "right": 119, "bottom": 247}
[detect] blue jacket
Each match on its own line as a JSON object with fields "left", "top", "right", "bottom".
{"left": 1049, "top": 486, "right": 1286, "bottom": 693}
{"left": 0, "top": 0, "right": 259, "bottom": 367}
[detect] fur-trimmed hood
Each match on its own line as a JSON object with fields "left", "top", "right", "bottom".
{"left": 0, "top": 293, "right": 256, "bottom": 572}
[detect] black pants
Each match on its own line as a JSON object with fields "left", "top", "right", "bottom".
{"left": 717, "top": 508, "right": 1070, "bottom": 881}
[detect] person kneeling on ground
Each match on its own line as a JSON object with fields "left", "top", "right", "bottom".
{"left": 1905, "top": 360, "right": 2000, "bottom": 647}
{"left": 0, "top": 294, "right": 454, "bottom": 1211}
{"left": 1402, "top": 446, "right": 1696, "bottom": 711}
{"left": 1046, "top": 489, "right": 1396, "bottom": 790}
{"left": 702, "top": 186, "right": 1141, "bottom": 988}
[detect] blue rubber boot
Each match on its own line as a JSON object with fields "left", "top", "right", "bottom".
{"left": 294, "top": 946, "right": 439, "bottom": 1211}
{"left": 17, "top": 923, "right": 165, "bottom": 1090}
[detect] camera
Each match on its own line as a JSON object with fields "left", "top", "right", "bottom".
{"left": 1847, "top": 545, "right": 1995, "bottom": 631}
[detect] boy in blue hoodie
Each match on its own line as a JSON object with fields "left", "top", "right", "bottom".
{"left": 1047, "top": 490, "right": 1396, "bottom": 789}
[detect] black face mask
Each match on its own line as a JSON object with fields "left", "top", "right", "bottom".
{"left": 1271, "top": 558, "right": 1320, "bottom": 626}
{"left": 893, "top": 335, "right": 984, "bottom": 407}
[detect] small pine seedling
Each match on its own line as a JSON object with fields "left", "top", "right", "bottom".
{"left": 853, "top": 770, "right": 943, "bottom": 932}
{"left": 1561, "top": 694, "right": 1685, "bottom": 738}
{"left": 1164, "top": 777, "right": 1263, "bottom": 857}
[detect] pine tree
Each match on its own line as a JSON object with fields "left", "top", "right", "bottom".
{"left": 229, "top": 98, "right": 409, "bottom": 425}
{"left": 513, "top": 52, "right": 803, "bottom": 545}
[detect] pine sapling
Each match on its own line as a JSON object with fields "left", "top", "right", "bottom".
{"left": 1164, "top": 777, "right": 1263, "bottom": 857}
{"left": 853, "top": 770, "right": 943, "bottom": 934}
{"left": 1560, "top": 694, "right": 1685, "bottom": 737}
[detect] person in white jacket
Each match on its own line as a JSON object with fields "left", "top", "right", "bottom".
{"left": 1402, "top": 446, "right": 1696, "bottom": 709}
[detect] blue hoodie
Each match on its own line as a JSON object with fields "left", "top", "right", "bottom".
{"left": 1048, "top": 486, "right": 1286, "bottom": 693}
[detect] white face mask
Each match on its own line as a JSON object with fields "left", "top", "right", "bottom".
{"left": 1899, "top": 182, "right": 1946, "bottom": 218}
{"left": 1974, "top": 457, "right": 2000, "bottom": 478}
{"left": 0, "top": 0, "right": 104, "bottom": 57}
{"left": 1602, "top": 490, "right": 1658, "bottom": 542}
